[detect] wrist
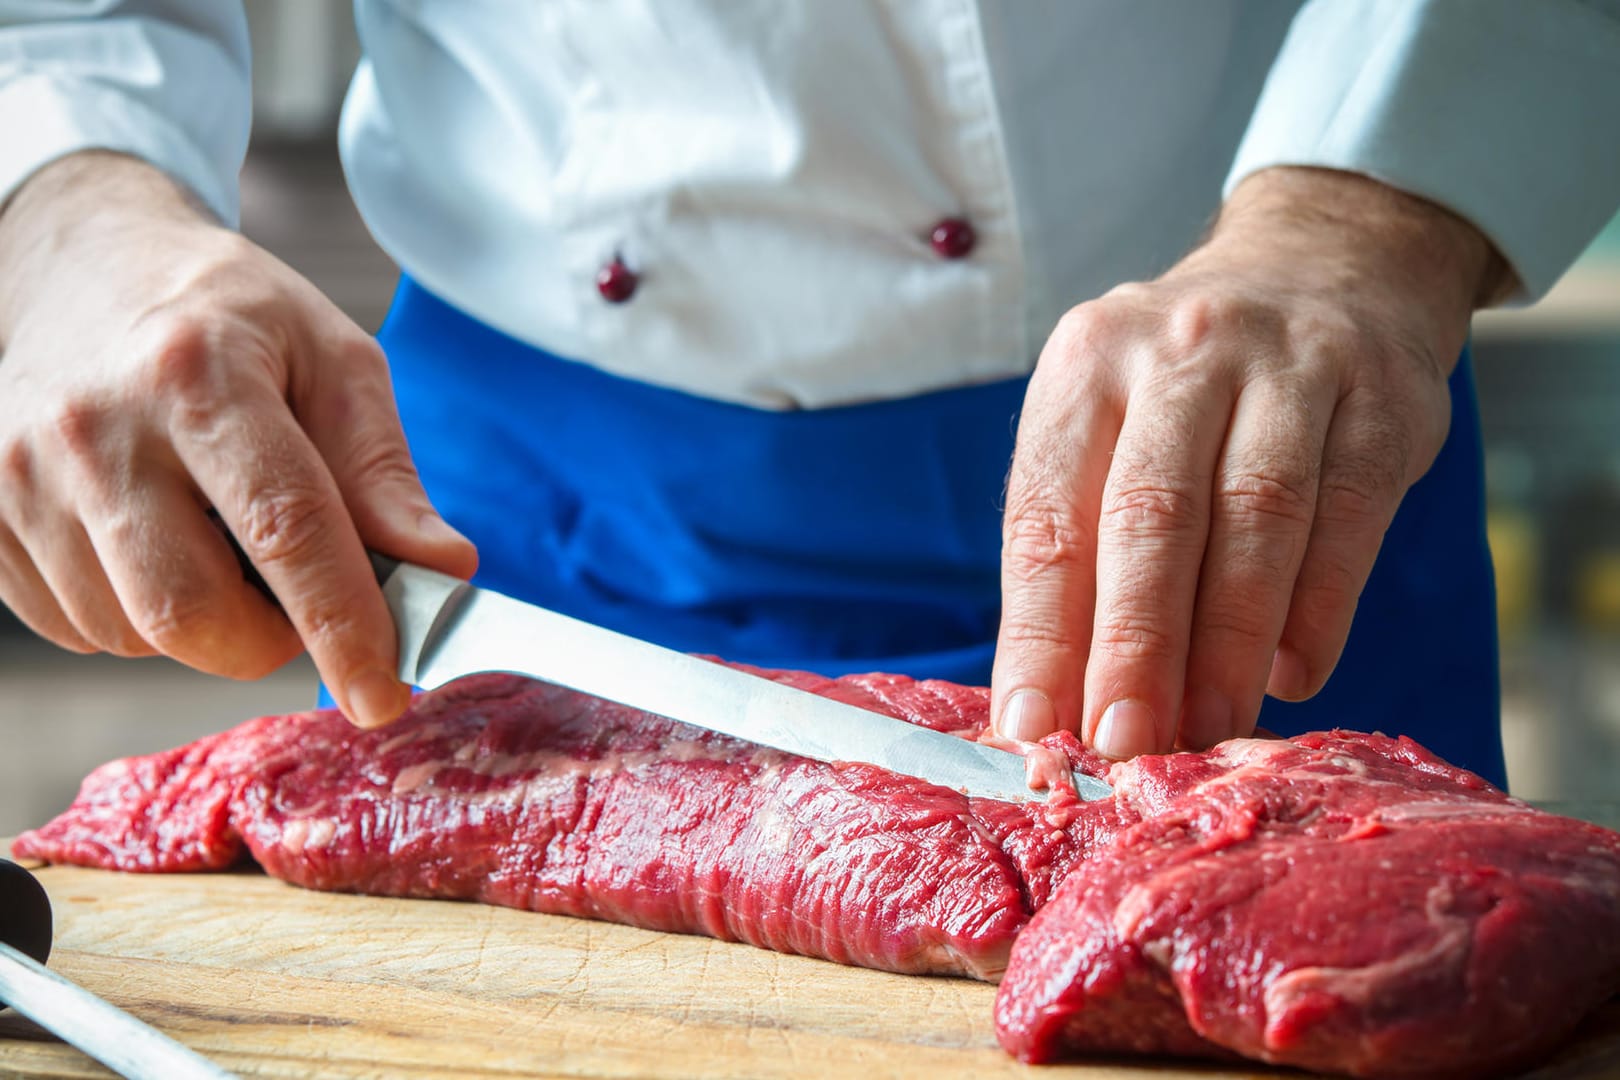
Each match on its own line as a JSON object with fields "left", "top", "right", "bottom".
{"left": 0, "top": 151, "right": 222, "bottom": 340}
{"left": 1197, "top": 166, "right": 1512, "bottom": 314}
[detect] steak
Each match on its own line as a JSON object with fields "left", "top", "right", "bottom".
{"left": 995, "top": 733, "right": 1620, "bottom": 1078}
{"left": 15, "top": 664, "right": 1620, "bottom": 1078}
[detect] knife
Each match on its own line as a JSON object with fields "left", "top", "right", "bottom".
{"left": 367, "top": 556, "right": 1112, "bottom": 804}
{"left": 0, "top": 860, "right": 236, "bottom": 1080}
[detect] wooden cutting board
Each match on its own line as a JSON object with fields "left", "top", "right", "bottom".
{"left": 1, "top": 846, "right": 1617, "bottom": 1079}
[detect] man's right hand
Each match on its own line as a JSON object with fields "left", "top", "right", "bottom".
{"left": 0, "top": 152, "right": 478, "bottom": 728}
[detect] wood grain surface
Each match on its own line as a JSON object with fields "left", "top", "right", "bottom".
{"left": 1, "top": 847, "right": 1616, "bottom": 1079}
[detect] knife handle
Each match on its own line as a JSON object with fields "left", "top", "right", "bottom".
{"left": 366, "top": 552, "right": 402, "bottom": 587}
{"left": 208, "top": 509, "right": 402, "bottom": 608}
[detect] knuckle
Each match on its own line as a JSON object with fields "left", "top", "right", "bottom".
{"left": 1091, "top": 610, "right": 1177, "bottom": 663}
{"left": 48, "top": 398, "right": 110, "bottom": 461}
{"left": 1002, "top": 500, "right": 1091, "bottom": 582}
{"left": 1197, "top": 603, "right": 1278, "bottom": 648}
{"left": 339, "top": 334, "right": 388, "bottom": 374}
{"left": 1317, "top": 451, "right": 1402, "bottom": 528}
{"left": 223, "top": 653, "right": 287, "bottom": 682}
{"left": 1342, "top": 351, "right": 1451, "bottom": 457}
{"left": 1099, "top": 481, "right": 1202, "bottom": 540}
{"left": 343, "top": 435, "right": 423, "bottom": 493}
{"left": 1099, "top": 280, "right": 1154, "bottom": 310}
{"left": 17, "top": 605, "right": 95, "bottom": 654}
{"left": 1315, "top": 474, "right": 1389, "bottom": 530}
{"left": 69, "top": 602, "right": 150, "bottom": 658}
{"left": 102, "top": 630, "right": 156, "bottom": 659}
{"left": 230, "top": 637, "right": 301, "bottom": 680}
{"left": 133, "top": 588, "right": 297, "bottom": 680}
{"left": 1295, "top": 557, "right": 1362, "bottom": 627}
{"left": 0, "top": 438, "right": 33, "bottom": 488}
{"left": 1218, "top": 466, "right": 1317, "bottom": 530}
{"left": 128, "top": 586, "right": 217, "bottom": 655}
{"left": 140, "top": 316, "right": 217, "bottom": 399}
{"left": 238, "top": 488, "right": 334, "bottom": 570}
{"left": 1167, "top": 294, "right": 1247, "bottom": 352}
{"left": 997, "top": 615, "right": 1080, "bottom": 653}
{"left": 1048, "top": 301, "right": 1120, "bottom": 364}
{"left": 35, "top": 617, "right": 97, "bottom": 654}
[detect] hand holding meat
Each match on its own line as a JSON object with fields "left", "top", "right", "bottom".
{"left": 991, "top": 167, "right": 1509, "bottom": 759}
{"left": 0, "top": 152, "right": 477, "bottom": 728}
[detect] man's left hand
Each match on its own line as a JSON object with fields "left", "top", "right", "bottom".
{"left": 991, "top": 167, "right": 1510, "bottom": 759}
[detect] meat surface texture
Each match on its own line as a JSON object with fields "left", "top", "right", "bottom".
{"left": 995, "top": 733, "right": 1620, "bottom": 1078}
{"left": 16, "top": 665, "right": 1620, "bottom": 1078}
{"left": 15, "top": 668, "right": 1120, "bottom": 982}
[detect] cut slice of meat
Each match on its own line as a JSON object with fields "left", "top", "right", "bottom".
{"left": 15, "top": 663, "right": 1620, "bottom": 1078}
{"left": 14, "top": 667, "right": 1123, "bottom": 982}
{"left": 995, "top": 733, "right": 1620, "bottom": 1078}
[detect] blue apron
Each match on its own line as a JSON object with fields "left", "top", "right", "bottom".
{"left": 366, "top": 277, "right": 1506, "bottom": 789}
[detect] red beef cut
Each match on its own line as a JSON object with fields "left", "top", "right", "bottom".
{"left": 995, "top": 733, "right": 1620, "bottom": 1078}
{"left": 14, "top": 668, "right": 1123, "bottom": 981}
{"left": 16, "top": 664, "right": 1620, "bottom": 1078}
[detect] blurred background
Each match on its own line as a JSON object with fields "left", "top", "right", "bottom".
{"left": 1, "top": 3, "right": 1617, "bottom": 835}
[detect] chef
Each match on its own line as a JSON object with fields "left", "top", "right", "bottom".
{"left": 1, "top": 2, "right": 1617, "bottom": 789}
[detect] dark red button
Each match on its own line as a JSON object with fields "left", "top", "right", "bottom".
{"left": 596, "top": 258, "right": 638, "bottom": 303}
{"left": 929, "top": 217, "right": 976, "bottom": 259}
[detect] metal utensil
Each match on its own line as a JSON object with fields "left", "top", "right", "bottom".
{"left": 0, "top": 859, "right": 236, "bottom": 1080}
{"left": 373, "top": 557, "right": 1113, "bottom": 804}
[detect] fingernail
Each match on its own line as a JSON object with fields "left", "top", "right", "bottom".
{"left": 1181, "top": 687, "right": 1232, "bottom": 749}
{"left": 997, "top": 689, "right": 1055, "bottom": 742}
{"left": 1268, "top": 646, "right": 1308, "bottom": 700}
{"left": 418, "top": 511, "right": 471, "bottom": 548}
{"left": 1094, "top": 699, "right": 1157, "bottom": 760}
{"left": 346, "top": 668, "right": 410, "bottom": 729}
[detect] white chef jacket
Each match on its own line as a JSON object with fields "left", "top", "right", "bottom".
{"left": 2, "top": 1, "right": 1618, "bottom": 409}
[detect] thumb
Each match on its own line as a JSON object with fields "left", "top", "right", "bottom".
{"left": 297, "top": 335, "right": 479, "bottom": 580}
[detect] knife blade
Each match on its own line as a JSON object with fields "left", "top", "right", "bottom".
{"left": 373, "top": 557, "right": 1113, "bottom": 804}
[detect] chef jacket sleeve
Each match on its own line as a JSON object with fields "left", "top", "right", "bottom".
{"left": 0, "top": 0, "right": 249, "bottom": 225}
{"left": 1225, "top": 0, "right": 1620, "bottom": 302}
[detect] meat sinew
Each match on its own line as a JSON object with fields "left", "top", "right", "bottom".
{"left": 15, "top": 665, "right": 1620, "bottom": 1078}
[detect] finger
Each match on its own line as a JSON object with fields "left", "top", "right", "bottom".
{"left": 1083, "top": 383, "right": 1231, "bottom": 759}
{"left": 991, "top": 379, "right": 1121, "bottom": 743}
{"left": 84, "top": 478, "right": 304, "bottom": 680}
{"left": 1178, "top": 379, "right": 1333, "bottom": 749}
{"left": 0, "top": 526, "right": 94, "bottom": 653}
{"left": 294, "top": 332, "right": 477, "bottom": 580}
{"left": 1268, "top": 392, "right": 1413, "bottom": 701}
{"left": 22, "top": 513, "right": 156, "bottom": 658}
{"left": 168, "top": 371, "right": 411, "bottom": 729}
{"left": 0, "top": 422, "right": 94, "bottom": 652}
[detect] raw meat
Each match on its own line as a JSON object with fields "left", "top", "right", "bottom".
{"left": 14, "top": 667, "right": 1123, "bottom": 981}
{"left": 15, "top": 664, "right": 1620, "bottom": 1078}
{"left": 996, "top": 733, "right": 1620, "bottom": 1078}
